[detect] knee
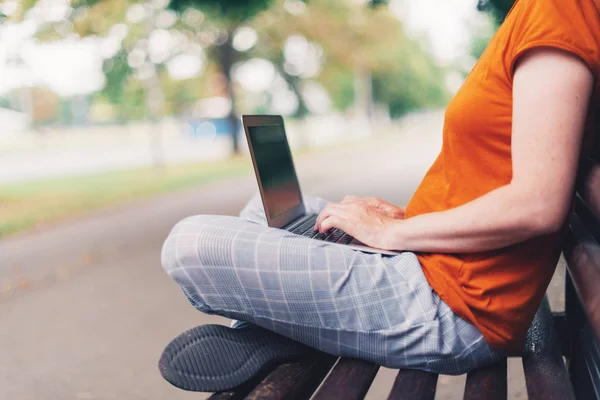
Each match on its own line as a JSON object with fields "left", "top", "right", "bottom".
{"left": 160, "top": 217, "right": 217, "bottom": 314}
{"left": 161, "top": 215, "right": 240, "bottom": 315}
{"left": 160, "top": 215, "right": 216, "bottom": 282}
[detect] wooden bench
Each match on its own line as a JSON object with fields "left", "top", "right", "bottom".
{"left": 199, "top": 295, "right": 572, "bottom": 400}
{"left": 161, "top": 120, "right": 600, "bottom": 399}
{"left": 562, "top": 153, "right": 600, "bottom": 399}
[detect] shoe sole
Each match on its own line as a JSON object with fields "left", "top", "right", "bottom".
{"left": 158, "top": 324, "right": 311, "bottom": 392}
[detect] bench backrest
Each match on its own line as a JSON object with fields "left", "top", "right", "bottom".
{"left": 563, "top": 108, "right": 600, "bottom": 398}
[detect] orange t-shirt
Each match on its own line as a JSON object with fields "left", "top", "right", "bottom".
{"left": 405, "top": 0, "right": 600, "bottom": 353}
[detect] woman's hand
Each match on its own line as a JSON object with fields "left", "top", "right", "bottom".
{"left": 314, "top": 199, "right": 400, "bottom": 250}
{"left": 340, "top": 196, "right": 406, "bottom": 219}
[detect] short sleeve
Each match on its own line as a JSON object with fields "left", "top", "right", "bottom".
{"left": 506, "top": 0, "right": 600, "bottom": 81}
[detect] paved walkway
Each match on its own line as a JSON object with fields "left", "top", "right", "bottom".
{"left": 0, "top": 111, "right": 563, "bottom": 399}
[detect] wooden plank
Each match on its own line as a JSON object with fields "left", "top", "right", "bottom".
{"left": 208, "top": 390, "right": 241, "bottom": 400}
{"left": 386, "top": 369, "right": 438, "bottom": 400}
{"left": 463, "top": 358, "right": 507, "bottom": 400}
{"left": 521, "top": 297, "right": 575, "bottom": 400}
{"left": 311, "top": 358, "right": 380, "bottom": 400}
{"left": 570, "top": 324, "right": 600, "bottom": 399}
{"left": 564, "top": 213, "right": 600, "bottom": 345}
{"left": 208, "top": 353, "right": 336, "bottom": 400}
{"left": 579, "top": 162, "right": 600, "bottom": 221}
{"left": 243, "top": 352, "right": 337, "bottom": 400}
{"left": 565, "top": 270, "right": 600, "bottom": 398}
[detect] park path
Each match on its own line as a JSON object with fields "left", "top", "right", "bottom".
{"left": 0, "top": 110, "right": 558, "bottom": 399}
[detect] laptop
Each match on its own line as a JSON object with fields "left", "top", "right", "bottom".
{"left": 241, "top": 115, "right": 402, "bottom": 256}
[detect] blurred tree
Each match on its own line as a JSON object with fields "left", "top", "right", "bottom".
{"left": 477, "top": 0, "right": 514, "bottom": 23}
{"left": 168, "top": 0, "right": 391, "bottom": 151}
{"left": 14, "top": 0, "right": 449, "bottom": 145}
{"left": 168, "top": 0, "right": 274, "bottom": 24}
{"left": 19, "top": 0, "right": 279, "bottom": 153}
{"left": 254, "top": 0, "right": 448, "bottom": 118}
{"left": 470, "top": 30, "right": 492, "bottom": 60}
{"left": 372, "top": 40, "right": 449, "bottom": 118}
{"left": 101, "top": 50, "right": 134, "bottom": 116}
{"left": 19, "top": 0, "right": 182, "bottom": 166}
{"left": 469, "top": 0, "right": 512, "bottom": 69}
{"left": 168, "top": 0, "right": 277, "bottom": 153}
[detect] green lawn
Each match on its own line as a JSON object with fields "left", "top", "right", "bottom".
{"left": 0, "top": 157, "right": 253, "bottom": 237}
{"left": 0, "top": 132, "right": 385, "bottom": 238}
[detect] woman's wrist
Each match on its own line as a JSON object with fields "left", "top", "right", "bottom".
{"left": 383, "top": 219, "right": 406, "bottom": 251}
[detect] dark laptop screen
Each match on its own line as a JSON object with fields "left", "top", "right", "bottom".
{"left": 247, "top": 124, "right": 302, "bottom": 219}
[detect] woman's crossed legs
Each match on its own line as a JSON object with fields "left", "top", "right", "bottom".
{"left": 161, "top": 193, "right": 504, "bottom": 374}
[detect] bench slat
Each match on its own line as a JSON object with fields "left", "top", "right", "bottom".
{"left": 207, "top": 352, "right": 336, "bottom": 400}
{"left": 522, "top": 297, "right": 575, "bottom": 400}
{"left": 208, "top": 390, "right": 238, "bottom": 400}
{"left": 463, "top": 358, "right": 507, "bottom": 400}
{"left": 570, "top": 324, "right": 600, "bottom": 399}
{"left": 311, "top": 358, "right": 379, "bottom": 400}
{"left": 244, "top": 352, "right": 337, "bottom": 400}
{"left": 578, "top": 161, "right": 600, "bottom": 222}
{"left": 564, "top": 211, "right": 600, "bottom": 345}
{"left": 386, "top": 369, "right": 438, "bottom": 400}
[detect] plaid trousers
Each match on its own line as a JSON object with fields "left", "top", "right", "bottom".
{"left": 161, "top": 193, "right": 505, "bottom": 374}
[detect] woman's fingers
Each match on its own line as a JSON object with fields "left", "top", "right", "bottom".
{"left": 315, "top": 203, "right": 347, "bottom": 231}
{"left": 315, "top": 204, "right": 332, "bottom": 229}
{"left": 320, "top": 215, "right": 347, "bottom": 234}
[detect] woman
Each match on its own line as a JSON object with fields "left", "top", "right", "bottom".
{"left": 161, "top": 0, "right": 600, "bottom": 374}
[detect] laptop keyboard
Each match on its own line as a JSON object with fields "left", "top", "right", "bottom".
{"left": 289, "top": 215, "right": 361, "bottom": 245}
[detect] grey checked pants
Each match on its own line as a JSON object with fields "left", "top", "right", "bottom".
{"left": 161, "top": 193, "right": 505, "bottom": 374}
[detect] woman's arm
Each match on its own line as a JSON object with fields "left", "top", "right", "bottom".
{"left": 315, "top": 48, "right": 594, "bottom": 252}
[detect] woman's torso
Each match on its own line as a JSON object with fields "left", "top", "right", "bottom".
{"left": 405, "top": 0, "right": 600, "bottom": 352}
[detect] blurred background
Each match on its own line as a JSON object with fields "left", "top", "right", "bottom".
{"left": 0, "top": 1, "right": 544, "bottom": 399}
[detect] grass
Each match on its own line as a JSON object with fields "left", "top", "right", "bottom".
{"left": 0, "top": 156, "right": 253, "bottom": 237}
{"left": 0, "top": 130, "right": 390, "bottom": 238}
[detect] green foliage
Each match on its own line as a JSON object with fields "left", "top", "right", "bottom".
{"left": 0, "top": 157, "right": 250, "bottom": 237}
{"left": 252, "top": 0, "right": 447, "bottom": 117}
{"left": 101, "top": 51, "right": 132, "bottom": 105}
{"left": 168, "top": 0, "right": 386, "bottom": 21}
{"left": 15, "top": 0, "right": 446, "bottom": 124}
{"left": 93, "top": 50, "right": 150, "bottom": 121}
{"left": 368, "top": 0, "right": 388, "bottom": 7}
{"left": 117, "top": 83, "right": 148, "bottom": 120}
{"left": 372, "top": 39, "right": 449, "bottom": 117}
{"left": 168, "top": 0, "right": 274, "bottom": 24}
{"left": 472, "top": 0, "right": 513, "bottom": 63}
{"left": 477, "top": 0, "right": 514, "bottom": 23}
{"left": 469, "top": 15, "right": 496, "bottom": 61}
{"left": 71, "top": 0, "right": 104, "bottom": 7}
{"left": 159, "top": 67, "right": 211, "bottom": 116}
{"left": 318, "top": 64, "right": 355, "bottom": 111}
{"left": 471, "top": 34, "right": 491, "bottom": 60}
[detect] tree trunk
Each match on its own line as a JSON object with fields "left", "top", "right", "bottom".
{"left": 217, "top": 30, "right": 240, "bottom": 154}
{"left": 146, "top": 80, "right": 164, "bottom": 170}
{"left": 144, "top": 11, "right": 164, "bottom": 170}
{"left": 354, "top": 66, "right": 373, "bottom": 122}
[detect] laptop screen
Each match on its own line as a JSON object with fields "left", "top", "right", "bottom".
{"left": 247, "top": 124, "right": 302, "bottom": 220}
